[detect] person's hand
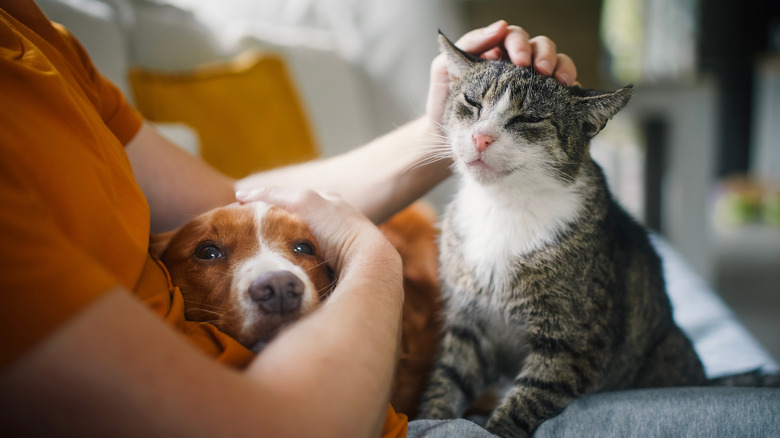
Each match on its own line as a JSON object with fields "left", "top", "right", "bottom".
{"left": 426, "top": 20, "right": 578, "bottom": 127}
{"left": 236, "top": 187, "right": 401, "bottom": 280}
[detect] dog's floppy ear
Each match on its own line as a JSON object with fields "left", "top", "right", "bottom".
{"left": 148, "top": 230, "right": 177, "bottom": 259}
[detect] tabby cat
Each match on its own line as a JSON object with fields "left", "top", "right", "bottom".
{"left": 416, "top": 34, "right": 707, "bottom": 437}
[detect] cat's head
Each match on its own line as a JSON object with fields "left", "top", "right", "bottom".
{"left": 438, "top": 33, "right": 632, "bottom": 187}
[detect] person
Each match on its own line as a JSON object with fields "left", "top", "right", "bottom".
{"left": 0, "top": 1, "right": 577, "bottom": 436}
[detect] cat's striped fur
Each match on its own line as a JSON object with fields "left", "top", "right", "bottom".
{"left": 415, "top": 34, "right": 706, "bottom": 437}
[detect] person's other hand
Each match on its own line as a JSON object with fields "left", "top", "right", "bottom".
{"left": 426, "top": 20, "right": 578, "bottom": 127}
{"left": 236, "top": 187, "right": 401, "bottom": 280}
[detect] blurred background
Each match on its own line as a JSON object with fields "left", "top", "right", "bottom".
{"left": 39, "top": 0, "right": 779, "bottom": 362}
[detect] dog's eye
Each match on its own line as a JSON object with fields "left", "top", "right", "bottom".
{"left": 195, "top": 244, "right": 223, "bottom": 260}
{"left": 293, "top": 242, "right": 315, "bottom": 256}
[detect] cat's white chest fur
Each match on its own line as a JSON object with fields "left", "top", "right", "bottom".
{"left": 453, "top": 175, "right": 584, "bottom": 293}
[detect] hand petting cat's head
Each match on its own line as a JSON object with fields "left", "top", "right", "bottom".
{"left": 438, "top": 33, "right": 632, "bottom": 186}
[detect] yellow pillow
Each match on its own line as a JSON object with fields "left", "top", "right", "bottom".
{"left": 129, "top": 51, "right": 319, "bottom": 178}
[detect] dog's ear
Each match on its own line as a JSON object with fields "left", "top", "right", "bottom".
{"left": 148, "top": 230, "right": 177, "bottom": 259}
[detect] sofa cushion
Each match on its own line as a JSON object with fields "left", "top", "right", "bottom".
{"left": 126, "top": 0, "right": 225, "bottom": 71}
{"left": 653, "top": 234, "right": 779, "bottom": 377}
{"left": 36, "top": 0, "right": 132, "bottom": 98}
{"left": 129, "top": 51, "right": 319, "bottom": 178}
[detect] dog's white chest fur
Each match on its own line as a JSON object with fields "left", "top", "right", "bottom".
{"left": 452, "top": 176, "right": 583, "bottom": 293}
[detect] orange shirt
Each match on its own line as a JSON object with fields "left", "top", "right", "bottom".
{"left": 0, "top": 1, "right": 255, "bottom": 368}
{"left": 0, "top": 3, "right": 407, "bottom": 436}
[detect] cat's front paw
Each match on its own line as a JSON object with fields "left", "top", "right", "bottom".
{"left": 415, "top": 399, "right": 457, "bottom": 420}
{"left": 485, "top": 409, "right": 530, "bottom": 438}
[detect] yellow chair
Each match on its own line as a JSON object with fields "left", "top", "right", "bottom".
{"left": 129, "top": 51, "right": 319, "bottom": 178}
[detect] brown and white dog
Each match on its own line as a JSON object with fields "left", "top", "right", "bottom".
{"left": 150, "top": 202, "right": 335, "bottom": 353}
{"left": 150, "top": 201, "right": 441, "bottom": 417}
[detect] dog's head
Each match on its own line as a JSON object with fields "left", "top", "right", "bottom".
{"left": 150, "top": 202, "right": 335, "bottom": 352}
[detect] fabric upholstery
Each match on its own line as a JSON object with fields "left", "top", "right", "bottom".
{"left": 130, "top": 51, "right": 319, "bottom": 178}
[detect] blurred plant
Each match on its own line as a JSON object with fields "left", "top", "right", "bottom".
{"left": 601, "top": 0, "right": 699, "bottom": 84}
{"left": 713, "top": 175, "right": 780, "bottom": 229}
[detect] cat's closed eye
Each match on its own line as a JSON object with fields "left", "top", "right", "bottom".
{"left": 463, "top": 94, "right": 481, "bottom": 108}
{"left": 462, "top": 94, "right": 482, "bottom": 118}
{"left": 506, "top": 114, "right": 546, "bottom": 126}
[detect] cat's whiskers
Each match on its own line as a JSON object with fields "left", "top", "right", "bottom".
{"left": 430, "top": 119, "right": 454, "bottom": 137}
{"left": 418, "top": 136, "right": 451, "bottom": 148}
{"left": 410, "top": 142, "right": 452, "bottom": 158}
{"left": 401, "top": 136, "right": 454, "bottom": 173}
{"left": 421, "top": 134, "right": 451, "bottom": 144}
{"left": 415, "top": 143, "right": 452, "bottom": 154}
{"left": 536, "top": 163, "right": 575, "bottom": 184}
{"left": 516, "top": 157, "right": 576, "bottom": 184}
{"left": 413, "top": 148, "right": 452, "bottom": 160}
{"left": 543, "top": 158, "right": 581, "bottom": 166}
{"left": 403, "top": 151, "right": 454, "bottom": 173}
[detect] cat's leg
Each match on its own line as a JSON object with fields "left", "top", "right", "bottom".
{"left": 483, "top": 310, "right": 618, "bottom": 438}
{"left": 416, "top": 324, "right": 496, "bottom": 420}
{"left": 484, "top": 352, "right": 585, "bottom": 438}
{"left": 633, "top": 325, "right": 707, "bottom": 388}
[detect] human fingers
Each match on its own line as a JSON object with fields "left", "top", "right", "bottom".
{"left": 553, "top": 53, "right": 578, "bottom": 86}
{"left": 529, "top": 35, "right": 578, "bottom": 85}
{"left": 236, "top": 185, "right": 307, "bottom": 208}
{"left": 503, "top": 25, "right": 532, "bottom": 67}
{"left": 236, "top": 187, "right": 389, "bottom": 270}
{"left": 425, "top": 53, "right": 450, "bottom": 125}
{"left": 454, "top": 24, "right": 578, "bottom": 86}
{"left": 264, "top": 188, "right": 354, "bottom": 266}
{"left": 481, "top": 46, "right": 507, "bottom": 61}
{"left": 528, "top": 35, "right": 557, "bottom": 76}
{"left": 453, "top": 20, "right": 510, "bottom": 55}
{"left": 236, "top": 187, "right": 358, "bottom": 226}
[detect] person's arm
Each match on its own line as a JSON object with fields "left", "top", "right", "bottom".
{"left": 125, "top": 122, "right": 236, "bottom": 233}
{"left": 243, "top": 187, "right": 405, "bottom": 435}
{"left": 0, "top": 188, "right": 403, "bottom": 438}
{"left": 238, "top": 22, "right": 578, "bottom": 224}
{"left": 128, "top": 22, "right": 578, "bottom": 231}
{"left": 236, "top": 116, "right": 449, "bottom": 224}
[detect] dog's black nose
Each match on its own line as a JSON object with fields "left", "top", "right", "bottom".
{"left": 249, "top": 271, "right": 304, "bottom": 315}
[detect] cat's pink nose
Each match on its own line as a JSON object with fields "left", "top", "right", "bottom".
{"left": 472, "top": 133, "right": 494, "bottom": 153}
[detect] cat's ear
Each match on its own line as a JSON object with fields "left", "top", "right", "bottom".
{"left": 438, "top": 31, "right": 480, "bottom": 80}
{"left": 574, "top": 85, "right": 633, "bottom": 137}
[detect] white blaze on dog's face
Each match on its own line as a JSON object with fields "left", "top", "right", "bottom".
{"left": 156, "top": 202, "right": 334, "bottom": 352}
